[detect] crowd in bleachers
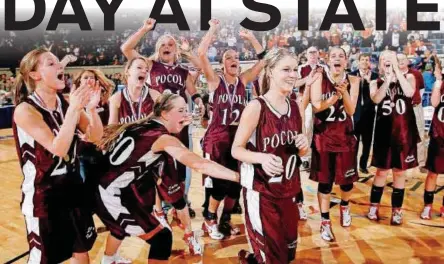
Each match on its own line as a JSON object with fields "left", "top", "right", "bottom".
{"left": 1, "top": 9, "right": 444, "bottom": 105}
{"left": 1, "top": 9, "right": 443, "bottom": 67}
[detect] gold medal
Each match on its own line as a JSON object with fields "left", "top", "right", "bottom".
{"left": 156, "top": 178, "right": 162, "bottom": 185}
{"left": 64, "top": 155, "right": 70, "bottom": 162}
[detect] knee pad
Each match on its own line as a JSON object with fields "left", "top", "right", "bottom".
{"left": 147, "top": 229, "right": 172, "bottom": 260}
{"left": 171, "top": 197, "right": 187, "bottom": 211}
{"left": 211, "top": 187, "right": 226, "bottom": 202}
{"left": 318, "top": 183, "right": 333, "bottom": 194}
{"left": 340, "top": 184, "right": 354, "bottom": 193}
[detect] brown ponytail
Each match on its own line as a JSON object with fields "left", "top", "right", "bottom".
{"left": 14, "top": 47, "right": 49, "bottom": 105}
{"left": 14, "top": 75, "right": 29, "bottom": 105}
{"left": 98, "top": 92, "right": 181, "bottom": 151}
{"left": 260, "top": 68, "right": 270, "bottom": 96}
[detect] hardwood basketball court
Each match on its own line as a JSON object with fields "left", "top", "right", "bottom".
{"left": 1, "top": 128, "right": 444, "bottom": 263}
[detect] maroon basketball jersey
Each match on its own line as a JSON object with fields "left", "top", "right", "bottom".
{"left": 297, "top": 63, "right": 325, "bottom": 94}
{"left": 243, "top": 96, "right": 302, "bottom": 198}
{"left": 100, "top": 121, "right": 176, "bottom": 206}
{"left": 430, "top": 82, "right": 444, "bottom": 140}
{"left": 119, "top": 87, "right": 154, "bottom": 124}
{"left": 148, "top": 61, "right": 189, "bottom": 102}
{"left": 408, "top": 68, "right": 424, "bottom": 106}
{"left": 312, "top": 72, "right": 356, "bottom": 152}
{"left": 13, "top": 93, "right": 81, "bottom": 217}
{"left": 97, "top": 101, "right": 110, "bottom": 126}
{"left": 202, "top": 76, "right": 248, "bottom": 154}
{"left": 374, "top": 77, "right": 420, "bottom": 146}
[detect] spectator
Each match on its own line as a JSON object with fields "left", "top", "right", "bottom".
{"left": 415, "top": 40, "right": 427, "bottom": 56}
{"left": 341, "top": 41, "right": 351, "bottom": 56}
{"left": 207, "top": 45, "right": 218, "bottom": 62}
{"left": 423, "top": 64, "right": 435, "bottom": 93}
{"left": 111, "top": 55, "right": 121, "bottom": 65}
{"left": 391, "top": 28, "right": 400, "bottom": 51}
{"left": 404, "top": 42, "right": 416, "bottom": 56}
{"left": 227, "top": 34, "right": 237, "bottom": 49}
{"left": 373, "top": 31, "right": 384, "bottom": 51}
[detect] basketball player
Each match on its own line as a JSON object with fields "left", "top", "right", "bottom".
{"left": 13, "top": 48, "right": 103, "bottom": 263}
{"left": 109, "top": 57, "right": 160, "bottom": 125}
{"left": 310, "top": 47, "right": 360, "bottom": 242}
{"left": 96, "top": 93, "right": 240, "bottom": 261}
{"left": 232, "top": 48, "right": 309, "bottom": 263}
{"left": 421, "top": 67, "right": 444, "bottom": 219}
{"left": 198, "top": 18, "right": 265, "bottom": 239}
{"left": 368, "top": 50, "right": 419, "bottom": 225}
{"left": 104, "top": 57, "right": 165, "bottom": 263}
{"left": 121, "top": 18, "right": 204, "bottom": 219}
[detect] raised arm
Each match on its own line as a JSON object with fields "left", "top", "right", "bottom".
{"left": 60, "top": 54, "right": 77, "bottom": 68}
{"left": 178, "top": 37, "right": 202, "bottom": 70}
{"left": 121, "top": 18, "right": 156, "bottom": 63}
{"left": 153, "top": 135, "right": 239, "bottom": 182}
{"left": 239, "top": 30, "right": 266, "bottom": 85}
{"left": 197, "top": 19, "right": 221, "bottom": 92}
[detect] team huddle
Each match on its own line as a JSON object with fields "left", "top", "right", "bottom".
{"left": 11, "top": 18, "right": 444, "bottom": 264}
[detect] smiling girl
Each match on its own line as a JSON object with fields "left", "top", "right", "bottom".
{"left": 13, "top": 48, "right": 103, "bottom": 264}
{"left": 232, "top": 48, "right": 308, "bottom": 263}
{"left": 310, "top": 47, "right": 360, "bottom": 242}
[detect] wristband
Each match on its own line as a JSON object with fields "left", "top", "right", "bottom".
{"left": 191, "top": 93, "right": 202, "bottom": 102}
{"left": 257, "top": 50, "right": 267, "bottom": 60}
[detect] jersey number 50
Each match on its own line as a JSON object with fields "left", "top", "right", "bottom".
{"left": 381, "top": 99, "right": 406, "bottom": 116}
